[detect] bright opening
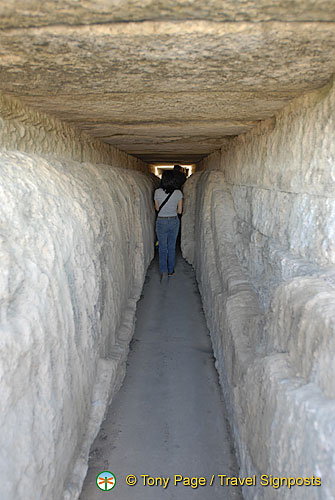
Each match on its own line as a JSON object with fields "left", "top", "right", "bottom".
{"left": 154, "top": 164, "right": 193, "bottom": 178}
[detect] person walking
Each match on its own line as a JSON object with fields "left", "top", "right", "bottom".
{"left": 154, "top": 170, "right": 183, "bottom": 281}
{"left": 173, "top": 164, "right": 187, "bottom": 190}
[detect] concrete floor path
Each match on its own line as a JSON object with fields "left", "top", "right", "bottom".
{"left": 79, "top": 251, "right": 242, "bottom": 500}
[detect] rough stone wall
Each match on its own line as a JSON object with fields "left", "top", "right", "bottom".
{"left": 0, "top": 151, "right": 156, "bottom": 500}
{"left": 182, "top": 78, "right": 335, "bottom": 498}
{"left": 0, "top": 92, "right": 150, "bottom": 172}
{"left": 0, "top": 97, "right": 157, "bottom": 499}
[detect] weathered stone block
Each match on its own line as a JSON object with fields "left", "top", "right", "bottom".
{"left": 183, "top": 79, "right": 335, "bottom": 499}
{"left": 0, "top": 151, "right": 156, "bottom": 499}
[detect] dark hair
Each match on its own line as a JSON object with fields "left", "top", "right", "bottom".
{"left": 160, "top": 170, "right": 179, "bottom": 194}
{"left": 173, "top": 164, "right": 182, "bottom": 171}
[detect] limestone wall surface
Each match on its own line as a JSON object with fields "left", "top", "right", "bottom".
{"left": 0, "top": 149, "right": 156, "bottom": 500}
{"left": 0, "top": 92, "right": 149, "bottom": 172}
{"left": 183, "top": 78, "right": 335, "bottom": 498}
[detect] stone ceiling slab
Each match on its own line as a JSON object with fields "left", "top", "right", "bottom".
{"left": 19, "top": 91, "right": 302, "bottom": 124}
{"left": 0, "top": 3, "right": 334, "bottom": 163}
{"left": 1, "top": 22, "right": 334, "bottom": 94}
{"left": 1, "top": 0, "right": 335, "bottom": 29}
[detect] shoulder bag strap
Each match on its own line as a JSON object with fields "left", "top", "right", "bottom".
{"left": 158, "top": 191, "right": 174, "bottom": 215}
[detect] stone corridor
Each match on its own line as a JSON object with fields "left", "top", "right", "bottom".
{"left": 0, "top": 2, "right": 334, "bottom": 500}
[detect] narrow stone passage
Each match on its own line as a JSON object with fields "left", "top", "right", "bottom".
{"left": 79, "top": 250, "right": 242, "bottom": 499}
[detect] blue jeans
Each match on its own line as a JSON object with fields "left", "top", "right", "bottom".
{"left": 156, "top": 217, "right": 180, "bottom": 275}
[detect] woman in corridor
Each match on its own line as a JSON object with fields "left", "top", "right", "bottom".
{"left": 154, "top": 170, "right": 183, "bottom": 281}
